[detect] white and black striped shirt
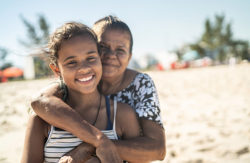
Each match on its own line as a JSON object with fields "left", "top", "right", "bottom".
{"left": 44, "top": 97, "right": 118, "bottom": 163}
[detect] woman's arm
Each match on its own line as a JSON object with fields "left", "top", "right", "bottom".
{"left": 113, "top": 73, "right": 166, "bottom": 162}
{"left": 58, "top": 143, "right": 95, "bottom": 163}
{"left": 62, "top": 119, "right": 165, "bottom": 163}
{"left": 116, "top": 103, "right": 141, "bottom": 139}
{"left": 31, "top": 78, "right": 166, "bottom": 162}
{"left": 31, "top": 83, "right": 122, "bottom": 163}
{"left": 21, "top": 115, "right": 47, "bottom": 163}
{"left": 31, "top": 83, "right": 106, "bottom": 148}
{"left": 114, "top": 119, "right": 166, "bottom": 162}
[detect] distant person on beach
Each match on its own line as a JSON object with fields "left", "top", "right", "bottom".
{"left": 21, "top": 22, "right": 141, "bottom": 163}
{"left": 30, "top": 16, "right": 166, "bottom": 162}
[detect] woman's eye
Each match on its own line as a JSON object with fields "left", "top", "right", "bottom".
{"left": 116, "top": 49, "right": 125, "bottom": 55}
{"left": 88, "top": 57, "right": 96, "bottom": 62}
{"left": 100, "top": 46, "right": 109, "bottom": 53}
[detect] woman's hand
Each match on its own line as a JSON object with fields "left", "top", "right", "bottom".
{"left": 59, "top": 156, "right": 101, "bottom": 163}
{"left": 58, "top": 156, "right": 73, "bottom": 163}
{"left": 58, "top": 142, "right": 95, "bottom": 163}
{"left": 85, "top": 157, "right": 100, "bottom": 163}
{"left": 96, "top": 138, "right": 122, "bottom": 163}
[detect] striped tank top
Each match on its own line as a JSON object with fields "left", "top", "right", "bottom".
{"left": 44, "top": 96, "right": 118, "bottom": 163}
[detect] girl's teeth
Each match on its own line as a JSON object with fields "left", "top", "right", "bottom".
{"left": 78, "top": 76, "right": 93, "bottom": 82}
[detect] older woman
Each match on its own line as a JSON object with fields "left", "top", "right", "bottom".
{"left": 32, "top": 16, "right": 166, "bottom": 163}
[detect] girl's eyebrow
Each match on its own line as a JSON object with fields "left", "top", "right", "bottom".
{"left": 63, "top": 56, "right": 76, "bottom": 62}
{"left": 63, "top": 50, "right": 97, "bottom": 62}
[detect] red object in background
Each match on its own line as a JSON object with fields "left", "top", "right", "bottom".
{"left": 157, "top": 63, "right": 164, "bottom": 71}
{"left": 0, "top": 70, "right": 8, "bottom": 82}
{"left": 2, "top": 67, "right": 23, "bottom": 78}
{"left": 171, "top": 62, "right": 176, "bottom": 69}
{"left": 170, "top": 61, "right": 189, "bottom": 70}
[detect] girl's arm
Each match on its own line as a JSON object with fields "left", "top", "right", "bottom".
{"left": 21, "top": 115, "right": 47, "bottom": 163}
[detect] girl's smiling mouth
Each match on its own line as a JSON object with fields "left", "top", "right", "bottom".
{"left": 76, "top": 75, "right": 94, "bottom": 82}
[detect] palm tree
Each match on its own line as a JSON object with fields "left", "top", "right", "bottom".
{"left": 190, "top": 14, "right": 249, "bottom": 63}
{"left": 19, "top": 14, "right": 51, "bottom": 77}
{"left": 0, "top": 47, "right": 12, "bottom": 70}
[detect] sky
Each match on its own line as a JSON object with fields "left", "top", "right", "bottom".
{"left": 0, "top": 0, "right": 250, "bottom": 68}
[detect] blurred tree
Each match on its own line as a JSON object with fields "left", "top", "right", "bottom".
{"left": 0, "top": 47, "right": 13, "bottom": 70}
{"left": 19, "top": 14, "right": 52, "bottom": 77}
{"left": 0, "top": 47, "right": 8, "bottom": 60}
{"left": 19, "top": 14, "right": 50, "bottom": 48}
{"left": 190, "top": 14, "right": 250, "bottom": 63}
{"left": 145, "top": 53, "right": 159, "bottom": 70}
{"left": 231, "top": 40, "right": 250, "bottom": 61}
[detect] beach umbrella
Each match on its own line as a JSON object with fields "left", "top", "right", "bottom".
{"left": 2, "top": 67, "right": 23, "bottom": 78}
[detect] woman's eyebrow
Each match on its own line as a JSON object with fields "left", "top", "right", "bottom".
{"left": 117, "top": 45, "right": 126, "bottom": 48}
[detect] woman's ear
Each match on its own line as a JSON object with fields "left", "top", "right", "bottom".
{"left": 49, "top": 64, "right": 60, "bottom": 77}
{"left": 128, "top": 53, "right": 132, "bottom": 61}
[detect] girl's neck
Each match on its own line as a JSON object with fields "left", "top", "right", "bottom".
{"left": 67, "top": 88, "right": 101, "bottom": 110}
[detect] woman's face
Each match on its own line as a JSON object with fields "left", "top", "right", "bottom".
{"left": 99, "top": 29, "right": 131, "bottom": 80}
{"left": 52, "top": 35, "right": 102, "bottom": 95}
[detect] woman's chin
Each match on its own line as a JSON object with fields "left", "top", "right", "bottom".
{"left": 101, "top": 71, "right": 116, "bottom": 79}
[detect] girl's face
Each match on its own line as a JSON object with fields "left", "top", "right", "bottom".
{"left": 99, "top": 29, "right": 131, "bottom": 79}
{"left": 51, "top": 35, "right": 102, "bottom": 95}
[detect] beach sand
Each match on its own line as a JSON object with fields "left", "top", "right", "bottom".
{"left": 0, "top": 64, "right": 250, "bottom": 163}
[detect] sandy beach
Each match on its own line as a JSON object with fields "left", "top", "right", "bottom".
{"left": 0, "top": 64, "right": 250, "bottom": 163}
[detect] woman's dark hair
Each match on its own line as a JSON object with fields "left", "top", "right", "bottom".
{"left": 48, "top": 22, "right": 98, "bottom": 65}
{"left": 93, "top": 15, "right": 133, "bottom": 54}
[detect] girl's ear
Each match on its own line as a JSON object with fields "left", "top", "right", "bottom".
{"left": 49, "top": 64, "right": 61, "bottom": 77}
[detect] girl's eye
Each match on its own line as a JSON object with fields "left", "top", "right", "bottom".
{"left": 66, "top": 61, "right": 77, "bottom": 67}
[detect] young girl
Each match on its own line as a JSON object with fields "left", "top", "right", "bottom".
{"left": 21, "top": 22, "right": 140, "bottom": 163}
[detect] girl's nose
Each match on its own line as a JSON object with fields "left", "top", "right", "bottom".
{"left": 78, "top": 62, "right": 91, "bottom": 73}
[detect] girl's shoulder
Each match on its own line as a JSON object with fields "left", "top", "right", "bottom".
{"left": 116, "top": 102, "right": 135, "bottom": 117}
{"left": 28, "top": 114, "right": 50, "bottom": 138}
{"left": 107, "top": 97, "right": 134, "bottom": 122}
{"left": 115, "top": 102, "right": 140, "bottom": 137}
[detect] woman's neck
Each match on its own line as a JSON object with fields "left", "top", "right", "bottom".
{"left": 101, "top": 72, "right": 125, "bottom": 95}
{"left": 101, "top": 69, "right": 137, "bottom": 95}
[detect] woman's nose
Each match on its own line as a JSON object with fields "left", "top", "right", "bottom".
{"left": 104, "top": 49, "right": 116, "bottom": 58}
